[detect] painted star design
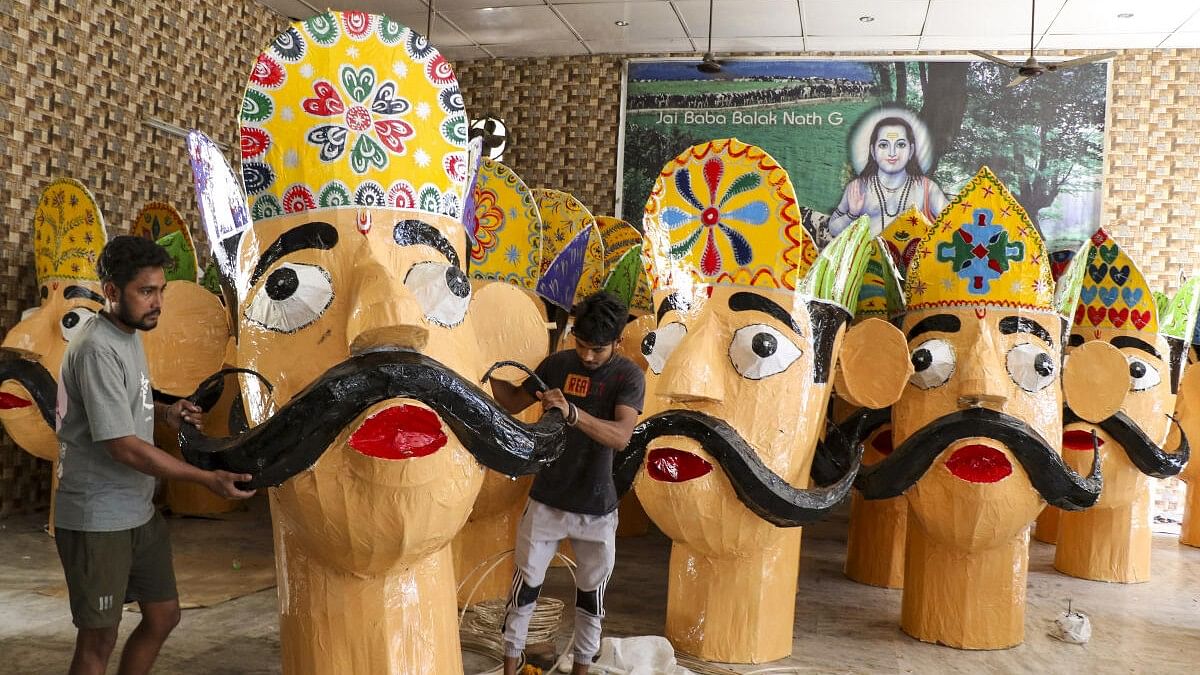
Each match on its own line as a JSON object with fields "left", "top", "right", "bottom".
{"left": 392, "top": 61, "right": 408, "bottom": 78}
{"left": 414, "top": 148, "right": 431, "bottom": 167}
{"left": 416, "top": 102, "right": 431, "bottom": 120}
{"left": 982, "top": 186, "right": 994, "bottom": 197}
{"left": 346, "top": 46, "right": 360, "bottom": 59}
{"left": 300, "top": 63, "right": 314, "bottom": 78}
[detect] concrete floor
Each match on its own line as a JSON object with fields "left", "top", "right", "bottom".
{"left": 2, "top": 502, "right": 1199, "bottom": 674}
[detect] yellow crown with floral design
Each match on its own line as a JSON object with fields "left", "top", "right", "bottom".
{"left": 240, "top": 10, "right": 467, "bottom": 222}
{"left": 469, "top": 159, "right": 542, "bottom": 289}
{"left": 904, "top": 167, "right": 1054, "bottom": 312}
{"left": 1072, "top": 229, "right": 1159, "bottom": 334}
{"left": 33, "top": 178, "right": 107, "bottom": 284}
{"left": 855, "top": 207, "right": 927, "bottom": 317}
{"left": 642, "top": 138, "right": 812, "bottom": 291}
{"left": 131, "top": 201, "right": 194, "bottom": 251}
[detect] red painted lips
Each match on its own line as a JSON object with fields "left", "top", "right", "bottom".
{"left": 348, "top": 404, "right": 447, "bottom": 460}
{"left": 945, "top": 444, "right": 1013, "bottom": 483}
{"left": 0, "top": 392, "right": 31, "bottom": 410}
{"left": 1063, "top": 429, "right": 1101, "bottom": 452}
{"left": 647, "top": 448, "right": 713, "bottom": 483}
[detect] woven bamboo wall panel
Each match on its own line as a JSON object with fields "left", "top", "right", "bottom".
{"left": 0, "top": 0, "right": 287, "bottom": 515}
{"left": 455, "top": 49, "right": 1200, "bottom": 294}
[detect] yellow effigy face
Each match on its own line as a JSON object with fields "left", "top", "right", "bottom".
{"left": 231, "top": 207, "right": 537, "bottom": 573}
{"left": 1, "top": 179, "right": 106, "bottom": 462}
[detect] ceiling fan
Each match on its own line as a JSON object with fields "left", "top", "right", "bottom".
{"left": 697, "top": 0, "right": 723, "bottom": 74}
{"left": 970, "top": 0, "right": 1116, "bottom": 87}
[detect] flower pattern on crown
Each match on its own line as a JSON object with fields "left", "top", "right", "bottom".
{"left": 904, "top": 167, "right": 1054, "bottom": 313}
{"left": 33, "top": 178, "right": 107, "bottom": 284}
{"left": 240, "top": 11, "right": 466, "bottom": 222}
{"left": 469, "top": 159, "right": 542, "bottom": 290}
{"left": 642, "top": 139, "right": 809, "bottom": 291}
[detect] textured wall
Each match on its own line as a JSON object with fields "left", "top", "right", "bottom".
{"left": 0, "top": 0, "right": 287, "bottom": 515}
{"left": 456, "top": 50, "right": 1200, "bottom": 293}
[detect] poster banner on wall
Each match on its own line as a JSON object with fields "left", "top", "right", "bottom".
{"left": 617, "top": 57, "right": 1109, "bottom": 252}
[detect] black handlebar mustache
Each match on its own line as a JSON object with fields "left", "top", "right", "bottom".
{"left": 178, "top": 350, "right": 567, "bottom": 490}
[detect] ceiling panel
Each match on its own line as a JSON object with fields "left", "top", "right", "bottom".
{"left": 482, "top": 39, "right": 590, "bottom": 57}
{"left": 923, "top": 0, "right": 1065, "bottom": 36}
{"left": 440, "top": 45, "right": 494, "bottom": 61}
{"left": 805, "top": 35, "right": 920, "bottom": 51}
{"left": 1039, "top": 32, "right": 1168, "bottom": 49}
{"left": 441, "top": 5, "right": 577, "bottom": 43}
{"left": 917, "top": 34, "right": 1035, "bottom": 50}
{"left": 585, "top": 37, "right": 695, "bottom": 54}
{"left": 1161, "top": 31, "right": 1200, "bottom": 47}
{"left": 705, "top": 36, "right": 808, "bottom": 52}
{"left": 802, "top": 1, "right": 928, "bottom": 36}
{"left": 254, "top": 0, "right": 1200, "bottom": 57}
{"left": 1048, "top": 0, "right": 1200, "bottom": 34}
{"left": 673, "top": 0, "right": 804, "bottom": 39}
{"left": 556, "top": 2, "right": 688, "bottom": 40}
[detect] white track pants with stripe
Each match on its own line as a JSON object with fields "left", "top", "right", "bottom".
{"left": 502, "top": 499, "right": 617, "bottom": 663}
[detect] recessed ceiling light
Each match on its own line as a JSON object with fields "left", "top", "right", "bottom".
{"left": 615, "top": 20, "right": 630, "bottom": 27}
{"left": 859, "top": 15, "right": 875, "bottom": 23}
{"left": 1117, "top": 12, "right": 1134, "bottom": 18}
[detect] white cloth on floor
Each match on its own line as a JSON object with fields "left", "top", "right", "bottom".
{"left": 592, "top": 636, "right": 695, "bottom": 674}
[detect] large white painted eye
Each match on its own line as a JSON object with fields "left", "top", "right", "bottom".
{"left": 245, "top": 263, "right": 334, "bottom": 333}
{"left": 642, "top": 322, "right": 685, "bottom": 375}
{"left": 909, "top": 339, "right": 955, "bottom": 389}
{"left": 1006, "top": 343, "right": 1056, "bottom": 392}
{"left": 729, "top": 324, "right": 802, "bottom": 380}
{"left": 404, "top": 262, "right": 471, "bottom": 327}
{"left": 1127, "top": 356, "right": 1161, "bottom": 392}
{"left": 60, "top": 308, "right": 96, "bottom": 342}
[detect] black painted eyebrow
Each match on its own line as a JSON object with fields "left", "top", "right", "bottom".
{"left": 656, "top": 292, "right": 690, "bottom": 323}
{"left": 1111, "top": 335, "right": 1161, "bottom": 360}
{"left": 906, "top": 314, "right": 960, "bottom": 341}
{"left": 393, "top": 219, "right": 459, "bottom": 268}
{"left": 250, "top": 222, "right": 339, "bottom": 285}
{"left": 64, "top": 285, "right": 105, "bottom": 304}
{"left": 999, "top": 316, "right": 1053, "bottom": 346}
{"left": 729, "top": 292, "right": 802, "bottom": 337}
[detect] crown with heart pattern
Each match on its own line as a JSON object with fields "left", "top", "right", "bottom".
{"left": 1073, "top": 229, "right": 1157, "bottom": 333}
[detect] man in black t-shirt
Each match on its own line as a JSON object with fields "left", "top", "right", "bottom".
{"left": 489, "top": 292, "right": 645, "bottom": 675}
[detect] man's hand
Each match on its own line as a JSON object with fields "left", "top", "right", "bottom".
{"left": 536, "top": 388, "right": 570, "bottom": 416}
{"left": 166, "top": 399, "right": 204, "bottom": 432}
{"left": 206, "top": 470, "right": 257, "bottom": 500}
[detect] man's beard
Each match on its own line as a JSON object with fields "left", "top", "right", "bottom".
{"left": 116, "top": 300, "right": 159, "bottom": 331}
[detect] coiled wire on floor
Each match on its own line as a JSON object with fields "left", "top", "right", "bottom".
{"left": 458, "top": 549, "right": 576, "bottom": 674}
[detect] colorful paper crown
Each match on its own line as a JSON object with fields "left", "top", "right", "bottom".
{"left": 904, "top": 166, "right": 1054, "bottom": 313}
{"left": 33, "top": 178, "right": 107, "bottom": 284}
{"left": 469, "top": 159, "right": 542, "bottom": 289}
{"left": 132, "top": 202, "right": 197, "bottom": 282}
{"left": 1072, "top": 229, "right": 1159, "bottom": 333}
{"left": 533, "top": 189, "right": 604, "bottom": 310}
{"left": 642, "top": 138, "right": 812, "bottom": 291}
{"left": 1161, "top": 277, "right": 1200, "bottom": 342}
{"left": 595, "top": 216, "right": 652, "bottom": 313}
{"left": 240, "top": 11, "right": 467, "bottom": 222}
{"left": 855, "top": 208, "right": 925, "bottom": 317}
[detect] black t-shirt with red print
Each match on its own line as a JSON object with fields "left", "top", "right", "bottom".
{"left": 522, "top": 349, "right": 645, "bottom": 515}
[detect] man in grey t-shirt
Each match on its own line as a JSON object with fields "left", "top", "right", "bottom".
{"left": 54, "top": 236, "right": 254, "bottom": 675}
